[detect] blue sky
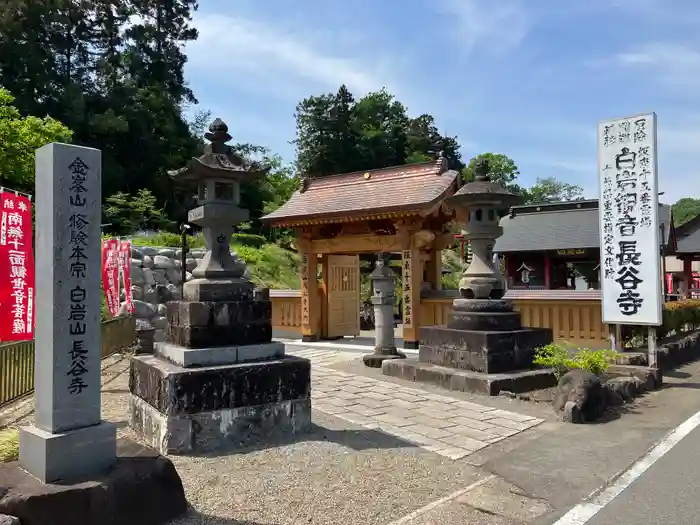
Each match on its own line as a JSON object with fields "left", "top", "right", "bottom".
{"left": 183, "top": 0, "right": 700, "bottom": 203}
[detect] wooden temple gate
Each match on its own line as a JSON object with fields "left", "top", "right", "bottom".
{"left": 262, "top": 158, "right": 459, "bottom": 348}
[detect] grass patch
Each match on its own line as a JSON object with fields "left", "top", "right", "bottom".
{"left": 0, "top": 427, "right": 19, "bottom": 462}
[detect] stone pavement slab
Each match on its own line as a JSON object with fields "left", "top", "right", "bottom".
{"left": 288, "top": 348, "right": 544, "bottom": 460}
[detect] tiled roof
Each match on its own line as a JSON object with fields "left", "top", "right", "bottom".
{"left": 494, "top": 200, "right": 673, "bottom": 253}
{"left": 677, "top": 229, "right": 700, "bottom": 253}
{"left": 262, "top": 160, "right": 459, "bottom": 226}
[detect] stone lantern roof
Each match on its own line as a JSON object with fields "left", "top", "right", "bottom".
{"left": 168, "top": 118, "right": 268, "bottom": 183}
{"left": 448, "top": 158, "right": 521, "bottom": 209}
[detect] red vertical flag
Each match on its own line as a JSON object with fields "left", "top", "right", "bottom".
{"left": 101, "top": 239, "right": 120, "bottom": 317}
{"left": 0, "top": 191, "right": 35, "bottom": 341}
{"left": 118, "top": 239, "right": 133, "bottom": 313}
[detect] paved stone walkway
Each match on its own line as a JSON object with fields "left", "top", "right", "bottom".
{"left": 288, "top": 347, "right": 544, "bottom": 460}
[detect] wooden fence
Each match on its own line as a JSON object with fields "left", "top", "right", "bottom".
{"left": 0, "top": 316, "right": 135, "bottom": 408}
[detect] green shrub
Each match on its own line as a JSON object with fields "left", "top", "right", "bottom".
{"left": 231, "top": 233, "right": 267, "bottom": 248}
{"left": 0, "top": 428, "right": 19, "bottom": 462}
{"left": 533, "top": 343, "right": 620, "bottom": 380}
{"left": 622, "top": 299, "right": 700, "bottom": 346}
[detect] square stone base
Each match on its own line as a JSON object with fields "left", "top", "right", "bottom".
{"left": 129, "top": 354, "right": 312, "bottom": 454}
{"left": 18, "top": 421, "right": 116, "bottom": 483}
{"left": 381, "top": 359, "right": 557, "bottom": 396}
{"left": 130, "top": 395, "right": 312, "bottom": 455}
{"left": 419, "top": 326, "right": 553, "bottom": 374}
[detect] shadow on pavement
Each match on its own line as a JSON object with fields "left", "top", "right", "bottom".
{"left": 183, "top": 422, "right": 418, "bottom": 458}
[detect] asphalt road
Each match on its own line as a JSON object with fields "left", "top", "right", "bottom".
{"left": 586, "top": 420, "right": 700, "bottom": 525}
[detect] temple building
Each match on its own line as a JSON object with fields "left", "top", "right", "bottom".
{"left": 492, "top": 199, "right": 699, "bottom": 297}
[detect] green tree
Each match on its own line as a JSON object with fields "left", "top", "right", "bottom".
{"left": 672, "top": 197, "right": 700, "bottom": 227}
{"left": 103, "top": 188, "right": 175, "bottom": 235}
{"left": 293, "top": 85, "right": 465, "bottom": 177}
{"left": 462, "top": 153, "right": 526, "bottom": 196}
{"left": 525, "top": 176, "right": 584, "bottom": 204}
{"left": 0, "top": 88, "right": 72, "bottom": 191}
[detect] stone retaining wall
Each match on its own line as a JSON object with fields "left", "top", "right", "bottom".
{"left": 119, "top": 245, "right": 251, "bottom": 346}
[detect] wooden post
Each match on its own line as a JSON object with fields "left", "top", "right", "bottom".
{"left": 299, "top": 250, "right": 320, "bottom": 342}
{"left": 319, "top": 254, "right": 329, "bottom": 339}
{"left": 648, "top": 326, "right": 658, "bottom": 368}
{"left": 401, "top": 247, "right": 423, "bottom": 349}
{"left": 425, "top": 249, "right": 442, "bottom": 290}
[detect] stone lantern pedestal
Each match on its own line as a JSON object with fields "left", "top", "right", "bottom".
{"left": 128, "top": 119, "right": 311, "bottom": 454}
{"left": 382, "top": 160, "right": 554, "bottom": 395}
{"left": 363, "top": 257, "right": 405, "bottom": 368}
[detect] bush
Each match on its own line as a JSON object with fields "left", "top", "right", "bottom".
{"left": 0, "top": 428, "right": 19, "bottom": 462}
{"left": 622, "top": 299, "right": 700, "bottom": 346}
{"left": 533, "top": 343, "right": 620, "bottom": 380}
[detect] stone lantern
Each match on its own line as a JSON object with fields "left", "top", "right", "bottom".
{"left": 381, "top": 159, "right": 554, "bottom": 396}
{"left": 128, "top": 119, "right": 312, "bottom": 454}
{"left": 452, "top": 159, "right": 521, "bottom": 300}
{"left": 362, "top": 255, "right": 405, "bottom": 368}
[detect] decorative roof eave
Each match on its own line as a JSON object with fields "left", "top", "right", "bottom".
{"left": 168, "top": 158, "right": 268, "bottom": 182}
{"left": 267, "top": 209, "right": 425, "bottom": 228}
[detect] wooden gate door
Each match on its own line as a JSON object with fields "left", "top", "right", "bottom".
{"left": 327, "top": 255, "right": 360, "bottom": 338}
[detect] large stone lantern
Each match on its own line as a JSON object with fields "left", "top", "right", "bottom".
{"left": 128, "top": 119, "right": 312, "bottom": 454}
{"left": 381, "top": 159, "right": 554, "bottom": 396}
{"left": 450, "top": 159, "right": 522, "bottom": 300}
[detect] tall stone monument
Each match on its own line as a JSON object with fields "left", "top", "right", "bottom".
{"left": 129, "top": 119, "right": 312, "bottom": 454}
{"left": 382, "top": 160, "right": 554, "bottom": 395}
{"left": 19, "top": 143, "right": 116, "bottom": 482}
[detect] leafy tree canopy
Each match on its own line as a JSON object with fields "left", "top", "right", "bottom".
{"left": 0, "top": 88, "right": 72, "bottom": 191}
{"left": 672, "top": 197, "right": 700, "bottom": 227}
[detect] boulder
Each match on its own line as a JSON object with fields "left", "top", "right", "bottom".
{"left": 140, "top": 246, "right": 158, "bottom": 257}
{"left": 142, "top": 255, "right": 154, "bottom": 269}
{"left": 157, "top": 249, "right": 176, "bottom": 258}
{"left": 0, "top": 439, "right": 187, "bottom": 525}
{"left": 553, "top": 369, "right": 607, "bottom": 423}
{"left": 157, "top": 304, "right": 167, "bottom": 316}
{"left": 185, "top": 272, "right": 193, "bottom": 282}
{"left": 130, "top": 258, "right": 143, "bottom": 268}
{"left": 120, "top": 300, "right": 156, "bottom": 319}
{"left": 166, "top": 268, "right": 181, "bottom": 285}
{"left": 185, "top": 258, "right": 197, "bottom": 272}
{"left": 151, "top": 269, "right": 167, "bottom": 285}
{"left": 0, "top": 515, "right": 20, "bottom": 525}
{"left": 142, "top": 268, "right": 156, "bottom": 287}
{"left": 130, "top": 266, "right": 145, "bottom": 287}
{"left": 153, "top": 256, "right": 174, "bottom": 270}
{"left": 166, "top": 283, "right": 181, "bottom": 300}
{"left": 153, "top": 316, "right": 167, "bottom": 330}
{"left": 130, "top": 247, "right": 144, "bottom": 260}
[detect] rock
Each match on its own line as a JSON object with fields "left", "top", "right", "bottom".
{"left": 605, "top": 376, "right": 645, "bottom": 403}
{"left": 151, "top": 269, "right": 167, "bottom": 285}
{"left": 185, "top": 272, "right": 193, "bottom": 282}
{"left": 140, "top": 246, "right": 158, "bottom": 257}
{"left": 0, "top": 439, "right": 187, "bottom": 525}
{"left": 121, "top": 300, "right": 156, "bottom": 319}
{"left": 174, "top": 249, "right": 182, "bottom": 258}
{"left": 173, "top": 259, "right": 182, "bottom": 270}
{"left": 189, "top": 250, "right": 205, "bottom": 259}
{"left": 153, "top": 256, "right": 174, "bottom": 270}
{"left": 153, "top": 316, "right": 167, "bottom": 330}
{"left": 0, "top": 515, "right": 20, "bottom": 525}
{"left": 130, "top": 258, "right": 143, "bottom": 268}
{"left": 166, "top": 268, "right": 181, "bottom": 285}
{"left": 166, "top": 283, "right": 181, "bottom": 300}
{"left": 130, "top": 247, "right": 144, "bottom": 260}
{"left": 157, "top": 249, "right": 176, "bottom": 258}
{"left": 130, "top": 285, "right": 144, "bottom": 301}
{"left": 130, "top": 266, "right": 145, "bottom": 287}
{"left": 154, "top": 285, "right": 173, "bottom": 303}
{"left": 143, "top": 287, "right": 158, "bottom": 305}
{"left": 157, "top": 304, "right": 167, "bottom": 316}
{"left": 185, "top": 258, "right": 197, "bottom": 272}
{"left": 142, "top": 255, "right": 154, "bottom": 269}
{"left": 142, "top": 268, "right": 156, "bottom": 287}
{"left": 135, "top": 317, "right": 154, "bottom": 330}
{"left": 553, "top": 369, "right": 607, "bottom": 423}
{"left": 603, "top": 385, "right": 625, "bottom": 407}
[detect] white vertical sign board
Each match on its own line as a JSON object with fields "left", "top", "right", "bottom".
{"left": 597, "top": 113, "right": 662, "bottom": 326}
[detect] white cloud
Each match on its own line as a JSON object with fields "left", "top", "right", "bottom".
{"left": 434, "top": 0, "right": 530, "bottom": 55}
{"left": 186, "top": 13, "right": 399, "bottom": 99}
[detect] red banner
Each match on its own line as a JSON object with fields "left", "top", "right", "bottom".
{"left": 101, "top": 239, "right": 120, "bottom": 317}
{"left": 118, "top": 239, "right": 133, "bottom": 313}
{"left": 0, "top": 192, "right": 35, "bottom": 341}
